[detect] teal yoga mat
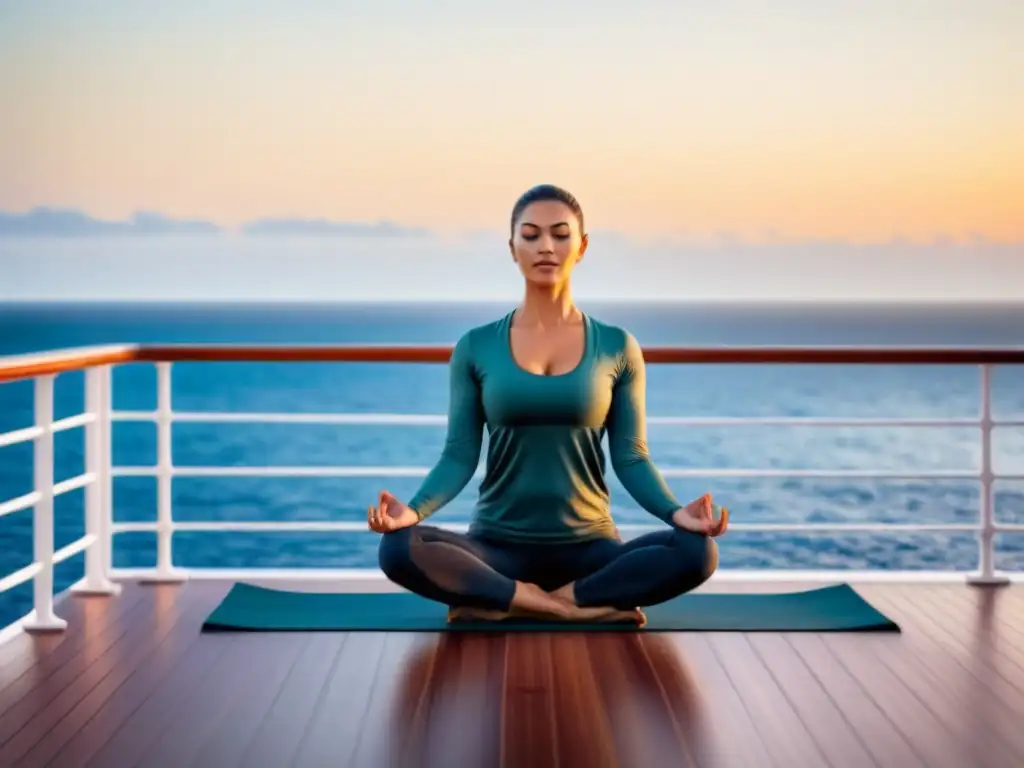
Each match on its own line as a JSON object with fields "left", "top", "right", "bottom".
{"left": 201, "top": 582, "right": 899, "bottom": 633}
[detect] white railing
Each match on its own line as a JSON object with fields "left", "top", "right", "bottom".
{"left": 0, "top": 364, "right": 122, "bottom": 639}
{"left": 1, "top": 344, "right": 1023, "bottom": 637}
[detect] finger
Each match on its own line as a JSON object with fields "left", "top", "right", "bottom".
{"left": 675, "top": 513, "right": 706, "bottom": 533}
{"left": 711, "top": 506, "right": 729, "bottom": 536}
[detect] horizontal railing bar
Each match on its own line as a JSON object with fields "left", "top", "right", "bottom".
{"left": 53, "top": 472, "right": 96, "bottom": 497}
{"left": 113, "top": 411, "right": 452, "bottom": 425}
{"left": 0, "top": 562, "right": 42, "bottom": 594}
{"left": 110, "top": 520, "right": 983, "bottom": 534}
{"left": 0, "top": 426, "right": 43, "bottom": 448}
{"left": 0, "top": 474, "right": 93, "bottom": 518}
{"left": 52, "top": 412, "right": 96, "bottom": 433}
{"left": 110, "top": 465, "right": 1014, "bottom": 480}
{"left": 0, "top": 413, "right": 95, "bottom": 448}
{"left": 133, "top": 344, "right": 1024, "bottom": 366}
{"left": 0, "top": 344, "right": 138, "bottom": 383}
{"left": 0, "top": 491, "right": 40, "bottom": 519}
{"left": 106, "top": 410, "right": 1024, "bottom": 428}
{"left": 105, "top": 566, "right": 1024, "bottom": 584}
{"left": 3, "top": 342, "right": 1024, "bottom": 383}
{"left": 52, "top": 534, "right": 96, "bottom": 566}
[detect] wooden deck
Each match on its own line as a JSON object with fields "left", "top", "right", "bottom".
{"left": 1, "top": 580, "right": 1023, "bottom": 768}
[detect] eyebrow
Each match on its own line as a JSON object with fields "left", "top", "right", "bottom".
{"left": 521, "top": 221, "right": 571, "bottom": 229}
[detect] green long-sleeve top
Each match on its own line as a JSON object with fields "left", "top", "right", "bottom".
{"left": 407, "top": 311, "right": 682, "bottom": 543}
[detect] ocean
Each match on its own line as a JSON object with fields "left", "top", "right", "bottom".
{"left": 1, "top": 300, "right": 1023, "bottom": 629}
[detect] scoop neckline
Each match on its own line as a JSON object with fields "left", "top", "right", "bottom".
{"left": 504, "top": 309, "right": 590, "bottom": 379}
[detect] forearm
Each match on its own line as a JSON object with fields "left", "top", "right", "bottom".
{"left": 612, "top": 451, "right": 680, "bottom": 523}
{"left": 408, "top": 447, "right": 479, "bottom": 520}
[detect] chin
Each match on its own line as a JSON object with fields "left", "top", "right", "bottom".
{"left": 526, "top": 274, "right": 562, "bottom": 288}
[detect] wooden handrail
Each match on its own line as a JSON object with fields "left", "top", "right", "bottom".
{"left": 133, "top": 345, "right": 455, "bottom": 364}
{"left": 0, "top": 345, "right": 139, "bottom": 383}
{"left": 137, "top": 344, "right": 1024, "bottom": 365}
{"left": 3, "top": 343, "right": 1024, "bottom": 383}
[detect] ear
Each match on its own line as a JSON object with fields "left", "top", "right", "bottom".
{"left": 577, "top": 233, "right": 589, "bottom": 262}
{"left": 508, "top": 238, "right": 515, "bottom": 261}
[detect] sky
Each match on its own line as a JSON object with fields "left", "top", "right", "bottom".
{"left": 0, "top": 0, "right": 1022, "bottom": 301}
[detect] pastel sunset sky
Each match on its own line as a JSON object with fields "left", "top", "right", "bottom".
{"left": 1, "top": 0, "right": 1021, "bottom": 301}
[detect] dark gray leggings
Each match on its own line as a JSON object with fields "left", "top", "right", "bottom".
{"left": 377, "top": 524, "right": 718, "bottom": 611}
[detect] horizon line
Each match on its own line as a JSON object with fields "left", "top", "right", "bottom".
{"left": 4, "top": 297, "right": 1023, "bottom": 307}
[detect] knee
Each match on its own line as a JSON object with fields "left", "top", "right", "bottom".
{"left": 377, "top": 526, "right": 415, "bottom": 580}
{"left": 671, "top": 528, "right": 719, "bottom": 583}
{"left": 702, "top": 535, "right": 719, "bottom": 579}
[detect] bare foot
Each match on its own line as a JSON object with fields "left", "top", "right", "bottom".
{"left": 447, "top": 603, "right": 645, "bottom": 626}
{"left": 447, "top": 606, "right": 511, "bottom": 623}
{"left": 595, "top": 608, "right": 647, "bottom": 626}
{"left": 548, "top": 583, "right": 646, "bottom": 626}
{"left": 509, "top": 581, "right": 575, "bottom": 619}
{"left": 549, "top": 582, "right": 575, "bottom": 604}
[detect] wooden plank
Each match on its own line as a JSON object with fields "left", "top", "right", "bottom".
{"left": 3, "top": 581, "right": 1023, "bottom": 768}
{"left": 865, "top": 586, "right": 1024, "bottom": 762}
{"left": 225, "top": 633, "right": 349, "bottom": 768}
{"left": 0, "top": 587, "right": 148, "bottom": 698}
{"left": 825, "top": 586, "right": 1009, "bottom": 768}
{"left": 344, "top": 632, "right": 434, "bottom": 768}
{"left": 0, "top": 584, "right": 203, "bottom": 763}
{"left": 500, "top": 633, "right": 559, "bottom": 768}
{"left": 701, "top": 632, "right": 827, "bottom": 766}
{"left": 671, "top": 634, "right": 775, "bottom": 767}
{"left": 180, "top": 634, "right": 310, "bottom": 768}
{"left": 0, "top": 587, "right": 146, "bottom": 687}
{"left": 548, "top": 634, "right": 618, "bottom": 768}
{"left": 14, "top": 584, "right": 229, "bottom": 767}
{"left": 132, "top": 633, "right": 305, "bottom": 768}
{"left": 53, "top": 625, "right": 236, "bottom": 766}
{"left": 586, "top": 633, "right": 699, "bottom": 768}
{"left": 782, "top": 631, "right": 927, "bottom": 767}
{"left": 288, "top": 632, "right": 388, "bottom": 767}
{"left": 743, "top": 631, "right": 878, "bottom": 767}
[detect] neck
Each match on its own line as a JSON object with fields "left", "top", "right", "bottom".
{"left": 517, "top": 281, "right": 578, "bottom": 327}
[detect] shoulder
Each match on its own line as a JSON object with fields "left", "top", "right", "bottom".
{"left": 451, "top": 314, "right": 510, "bottom": 363}
{"left": 458, "top": 314, "right": 508, "bottom": 348}
{"left": 587, "top": 315, "right": 641, "bottom": 359}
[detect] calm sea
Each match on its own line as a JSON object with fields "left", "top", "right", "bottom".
{"left": 1, "top": 300, "right": 1023, "bottom": 628}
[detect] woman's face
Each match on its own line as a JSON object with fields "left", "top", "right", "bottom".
{"left": 509, "top": 200, "right": 587, "bottom": 288}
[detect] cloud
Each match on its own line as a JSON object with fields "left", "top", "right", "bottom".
{"left": 0, "top": 208, "right": 435, "bottom": 239}
{"left": 0, "top": 207, "right": 221, "bottom": 236}
{"left": 241, "top": 217, "right": 430, "bottom": 238}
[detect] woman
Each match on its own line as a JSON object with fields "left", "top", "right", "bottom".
{"left": 369, "top": 184, "right": 727, "bottom": 625}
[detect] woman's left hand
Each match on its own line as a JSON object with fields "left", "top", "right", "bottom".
{"left": 671, "top": 493, "right": 728, "bottom": 537}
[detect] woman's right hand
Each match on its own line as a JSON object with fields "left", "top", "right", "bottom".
{"left": 368, "top": 490, "right": 420, "bottom": 533}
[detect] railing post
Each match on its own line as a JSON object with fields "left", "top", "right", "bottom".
{"left": 142, "top": 361, "right": 186, "bottom": 583}
{"left": 22, "top": 374, "right": 67, "bottom": 631}
{"left": 72, "top": 366, "right": 121, "bottom": 596}
{"left": 968, "top": 363, "right": 1009, "bottom": 586}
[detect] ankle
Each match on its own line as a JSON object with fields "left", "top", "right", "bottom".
{"left": 550, "top": 582, "right": 577, "bottom": 605}
{"left": 511, "top": 581, "right": 543, "bottom": 605}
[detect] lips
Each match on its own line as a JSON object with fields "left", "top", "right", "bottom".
{"left": 534, "top": 261, "right": 558, "bottom": 268}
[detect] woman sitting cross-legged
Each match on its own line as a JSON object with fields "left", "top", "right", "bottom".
{"left": 370, "top": 184, "right": 728, "bottom": 625}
